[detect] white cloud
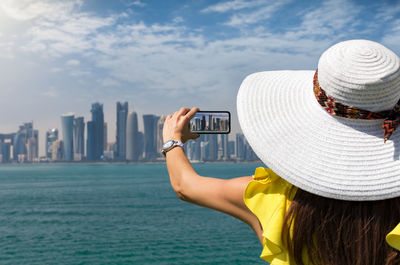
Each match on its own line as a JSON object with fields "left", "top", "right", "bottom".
{"left": 294, "top": 0, "right": 360, "bottom": 38}
{"left": 69, "top": 69, "right": 90, "bottom": 77}
{"left": 66, "top": 59, "right": 80, "bottom": 66}
{"left": 5, "top": 0, "right": 367, "bottom": 101}
{"left": 126, "top": 1, "right": 146, "bottom": 7}
{"left": 173, "top": 16, "right": 184, "bottom": 24}
{"left": 21, "top": 8, "right": 116, "bottom": 57}
{"left": 100, "top": 78, "right": 121, "bottom": 87}
{"left": 376, "top": 3, "right": 400, "bottom": 22}
{"left": 0, "top": 0, "right": 82, "bottom": 21}
{"left": 381, "top": 19, "right": 400, "bottom": 52}
{"left": 225, "top": 0, "right": 290, "bottom": 27}
{"left": 202, "top": 0, "right": 267, "bottom": 13}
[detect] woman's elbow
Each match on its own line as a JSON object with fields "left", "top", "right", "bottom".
{"left": 171, "top": 177, "right": 195, "bottom": 202}
{"left": 174, "top": 189, "right": 189, "bottom": 201}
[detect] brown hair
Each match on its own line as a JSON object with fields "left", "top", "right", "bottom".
{"left": 282, "top": 188, "right": 400, "bottom": 265}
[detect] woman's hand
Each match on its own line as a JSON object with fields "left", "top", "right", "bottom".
{"left": 163, "top": 107, "right": 200, "bottom": 143}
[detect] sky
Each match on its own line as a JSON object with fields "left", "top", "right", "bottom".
{"left": 0, "top": 0, "right": 400, "bottom": 156}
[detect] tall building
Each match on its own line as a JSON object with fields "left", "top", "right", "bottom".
{"left": 13, "top": 131, "right": 26, "bottom": 161}
{"left": 27, "top": 137, "right": 38, "bottom": 162}
{"left": 86, "top": 121, "right": 95, "bottom": 161}
{"left": 236, "top": 133, "right": 245, "bottom": 161}
{"left": 31, "top": 129, "right": 39, "bottom": 161}
{"left": 187, "top": 140, "right": 201, "bottom": 161}
{"left": 0, "top": 140, "right": 11, "bottom": 163}
{"left": 104, "top": 122, "right": 108, "bottom": 151}
{"left": 244, "top": 139, "right": 258, "bottom": 161}
{"left": 116, "top": 102, "right": 128, "bottom": 160}
{"left": 220, "top": 134, "right": 229, "bottom": 161}
{"left": 143, "top": 114, "right": 159, "bottom": 161}
{"left": 137, "top": 131, "right": 144, "bottom": 160}
{"left": 156, "top": 116, "right": 166, "bottom": 157}
{"left": 12, "top": 122, "right": 38, "bottom": 162}
{"left": 236, "top": 133, "right": 258, "bottom": 161}
{"left": 87, "top": 103, "right": 104, "bottom": 161}
{"left": 206, "top": 134, "right": 218, "bottom": 161}
{"left": 45, "top": 128, "right": 59, "bottom": 159}
{"left": 61, "top": 113, "right": 74, "bottom": 161}
{"left": 52, "top": 139, "right": 64, "bottom": 161}
{"left": 200, "top": 141, "right": 209, "bottom": 161}
{"left": 228, "top": 141, "right": 235, "bottom": 158}
{"left": 73, "top": 117, "right": 85, "bottom": 161}
{"left": 126, "top": 110, "right": 139, "bottom": 161}
{"left": 0, "top": 134, "right": 14, "bottom": 162}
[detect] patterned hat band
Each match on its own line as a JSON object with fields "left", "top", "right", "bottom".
{"left": 313, "top": 70, "right": 400, "bottom": 142}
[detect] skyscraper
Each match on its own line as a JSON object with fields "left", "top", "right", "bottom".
{"left": 143, "top": 114, "right": 159, "bottom": 161}
{"left": 13, "top": 122, "right": 38, "bottom": 162}
{"left": 45, "top": 128, "right": 59, "bottom": 159}
{"left": 31, "top": 129, "right": 39, "bottom": 161}
{"left": 126, "top": 110, "right": 139, "bottom": 161}
{"left": 73, "top": 117, "right": 84, "bottom": 161}
{"left": 86, "top": 121, "right": 95, "bottom": 161}
{"left": 206, "top": 134, "right": 218, "bottom": 161}
{"left": 116, "top": 102, "right": 128, "bottom": 160}
{"left": 200, "top": 141, "right": 209, "bottom": 161}
{"left": 61, "top": 113, "right": 74, "bottom": 161}
{"left": 236, "top": 133, "right": 245, "bottom": 161}
{"left": 27, "top": 137, "right": 38, "bottom": 162}
{"left": 52, "top": 139, "right": 64, "bottom": 161}
{"left": 0, "top": 140, "right": 11, "bottom": 163}
{"left": 137, "top": 131, "right": 144, "bottom": 160}
{"left": 13, "top": 131, "right": 26, "bottom": 161}
{"left": 220, "top": 134, "right": 229, "bottom": 161}
{"left": 104, "top": 122, "right": 108, "bottom": 150}
{"left": 87, "top": 103, "right": 104, "bottom": 161}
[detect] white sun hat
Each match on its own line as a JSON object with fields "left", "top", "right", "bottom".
{"left": 237, "top": 39, "right": 400, "bottom": 201}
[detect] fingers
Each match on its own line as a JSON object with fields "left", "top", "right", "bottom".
{"left": 169, "top": 107, "right": 196, "bottom": 121}
{"left": 177, "top": 107, "right": 190, "bottom": 117}
{"left": 171, "top": 107, "right": 190, "bottom": 119}
{"left": 184, "top": 107, "right": 199, "bottom": 120}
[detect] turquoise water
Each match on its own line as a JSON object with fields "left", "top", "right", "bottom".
{"left": 0, "top": 163, "right": 266, "bottom": 264}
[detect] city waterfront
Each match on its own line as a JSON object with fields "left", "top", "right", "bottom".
{"left": 0, "top": 163, "right": 265, "bottom": 264}
{"left": 0, "top": 102, "right": 258, "bottom": 164}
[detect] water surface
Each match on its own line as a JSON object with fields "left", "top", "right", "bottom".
{"left": 0, "top": 163, "right": 265, "bottom": 264}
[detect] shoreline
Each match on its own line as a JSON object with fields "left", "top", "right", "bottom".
{"left": 0, "top": 160, "right": 263, "bottom": 166}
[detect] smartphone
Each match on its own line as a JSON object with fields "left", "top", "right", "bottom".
{"left": 190, "top": 111, "right": 231, "bottom": 134}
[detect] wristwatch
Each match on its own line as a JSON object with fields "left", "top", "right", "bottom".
{"left": 162, "top": 140, "right": 184, "bottom": 156}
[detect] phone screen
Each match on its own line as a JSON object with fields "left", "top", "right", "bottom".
{"left": 190, "top": 111, "right": 230, "bottom": 134}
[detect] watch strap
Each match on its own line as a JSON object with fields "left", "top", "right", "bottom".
{"left": 162, "top": 140, "right": 184, "bottom": 156}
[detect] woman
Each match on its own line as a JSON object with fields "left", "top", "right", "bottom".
{"left": 162, "top": 40, "right": 400, "bottom": 265}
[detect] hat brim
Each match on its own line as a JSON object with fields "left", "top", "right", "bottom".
{"left": 237, "top": 70, "right": 400, "bottom": 201}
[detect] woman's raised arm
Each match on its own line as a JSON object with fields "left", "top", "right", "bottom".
{"left": 163, "top": 107, "right": 263, "bottom": 243}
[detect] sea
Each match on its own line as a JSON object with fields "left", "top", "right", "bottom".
{"left": 0, "top": 163, "right": 267, "bottom": 265}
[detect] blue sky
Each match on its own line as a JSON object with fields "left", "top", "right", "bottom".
{"left": 0, "top": 0, "right": 400, "bottom": 155}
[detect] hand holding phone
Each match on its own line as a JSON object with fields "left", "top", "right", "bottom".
{"left": 190, "top": 111, "right": 231, "bottom": 134}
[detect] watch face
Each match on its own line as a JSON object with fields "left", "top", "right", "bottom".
{"left": 163, "top": 140, "right": 175, "bottom": 149}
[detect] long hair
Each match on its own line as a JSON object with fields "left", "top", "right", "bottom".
{"left": 282, "top": 188, "right": 400, "bottom": 265}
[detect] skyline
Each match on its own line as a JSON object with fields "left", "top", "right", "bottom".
{"left": 1, "top": 0, "right": 400, "bottom": 156}
{"left": 0, "top": 100, "right": 258, "bottom": 163}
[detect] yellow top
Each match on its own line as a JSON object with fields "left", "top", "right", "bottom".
{"left": 243, "top": 167, "right": 400, "bottom": 265}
